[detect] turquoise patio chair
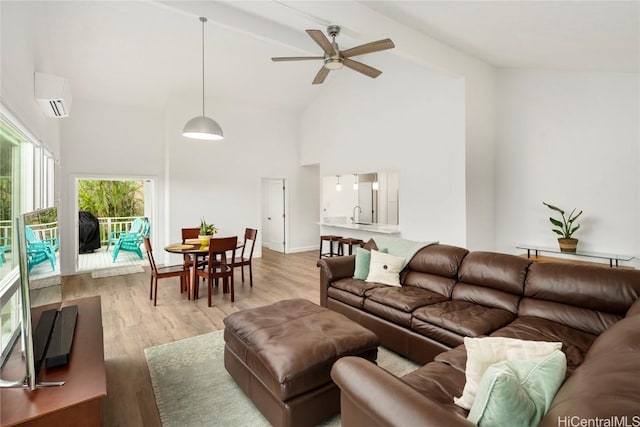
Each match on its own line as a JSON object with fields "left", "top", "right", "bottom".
{"left": 106, "top": 218, "right": 144, "bottom": 252}
{"left": 25, "top": 226, "right": 57, "bottom": 272}
{"left": 0, "top": 236, "right": 10, "bottom": 265}
{"left": 112, "top": 218, "right": 150, "bottom": 262}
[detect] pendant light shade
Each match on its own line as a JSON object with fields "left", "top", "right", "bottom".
{"left": 183, "top": 17, "right": 224, "bottom": 141}
{"left": 183, "top": 116, "right": 223, "bottom": 140}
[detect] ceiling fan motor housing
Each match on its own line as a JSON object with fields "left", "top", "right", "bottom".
{"left": 327, "top": 25, "right": 341, "bottom": 38}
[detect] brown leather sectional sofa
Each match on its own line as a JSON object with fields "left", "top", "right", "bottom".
{"left": 317, "top": 243, "right": 640, "bottom": 426}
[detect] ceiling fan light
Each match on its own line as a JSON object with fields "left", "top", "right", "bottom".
{"left": 182, "top": 116, "right": 224, "bottom": 140}
{"left": 324, "top": 59, "right": 344, "bottom": 70}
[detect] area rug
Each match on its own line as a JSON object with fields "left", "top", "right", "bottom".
{"left": 90, "top": 264, "right": 144, "bottom": 279}
{"left": 145, "top": 330, "right": 420, "bottom": 427}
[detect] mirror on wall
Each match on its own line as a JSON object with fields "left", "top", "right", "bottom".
{"left": 322, "top": 171, "right": 399, "bottom": 225}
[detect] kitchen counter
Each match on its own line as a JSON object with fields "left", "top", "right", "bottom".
{"left": 317, "top": 222, "right": 400, "bottom": 235}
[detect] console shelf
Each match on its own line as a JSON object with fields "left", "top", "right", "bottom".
{"left": 517, "top": 244, "right": 634, "bottom": 268}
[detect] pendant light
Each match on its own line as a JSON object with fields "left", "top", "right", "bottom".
{"left": 353, "top": 174, "right": 359, "bottom": 191}
{"left": 182, "top": 17, "right": 224, "bottom": 140}
{"left": 336, "top": 175, "right": 342, "bottom": 192}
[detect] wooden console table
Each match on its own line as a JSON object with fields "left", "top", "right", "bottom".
{"left": 1, "top": 296, "right": 106, "bottom": 426}
{"left": 516, "top": 244, "right": 634, "bottom": 268}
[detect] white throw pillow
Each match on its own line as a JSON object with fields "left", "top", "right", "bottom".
{"left": 454, "top": 337, "right": 563, "bottom": 410}
{"left": 365, "top": 249, "right": 405, "bottom": 286}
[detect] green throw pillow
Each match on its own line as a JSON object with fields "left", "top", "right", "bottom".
{"left": 353, "top": 247, "right": 386, "bottom": 280}
{"left": 467, "top": 350, "right": 567, "bottom": 427}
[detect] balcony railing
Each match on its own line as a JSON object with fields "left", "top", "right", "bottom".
{"left": 0, "top": 216, "right": 144, "bottom": 248}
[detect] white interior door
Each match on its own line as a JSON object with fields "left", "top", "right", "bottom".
{"left": 264, "top": 179, "right": 285, "bottom": 253}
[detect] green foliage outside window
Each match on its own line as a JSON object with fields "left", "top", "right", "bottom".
{"left": 78, "top": 180, "right": 144, "bottom": 218}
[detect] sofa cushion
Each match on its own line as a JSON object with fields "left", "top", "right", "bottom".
{"left": 467, "top": 350, "right": 567, "bottom": 427}
{"left": 521, "top": 262, "right": 640, "bottom": 335}
{"left": 411, "top": 319, "right": 467, "bottom": 347}
{"left": 458, "top": 252, "right": 531, "bottom": 295}
{"left": 406, "top": 244, "right": 469, "bottom": 277}
{"left": 402, "top": 244, "right": 469, "bottom": 298}
{"left": 353, "top": 247, "right": 387, "bottom": 280}
{"left": 366, "top": 286, "right": 448, "bottom": 312}
{"left": 539, "top": 315, "right": 640, "bottom": 427}
{"left": 401, "top": 359, "right": 469, "bottom": 419}
{"left": 363, "top": 299, "right": 413, "bottom": 327}
{"left": 454, "top": 252, "right": 531, "bottom": 314}
{"left": 490, "top": 316, "right": 597, "bottom": 373}
{"left": 327, "top": 287, "right": 366, "bottom": 309}
{"left": 454, "top": 337, "right": 562, "bottom": 410}
{"left": 413, "top": 300, "right": 516, "bottom": 337}
{"left": 332, "top": 277, "right": 384, "bottom": 297}
{"left": 366, "top": 250, "right": 405, "bottom": 286}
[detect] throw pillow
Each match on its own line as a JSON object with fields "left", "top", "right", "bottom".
{"left": 467, "top": 350, "right": 567, "bottom": 427}
{"left": 454, "top": 337, "right": 562, "bottom": 410}
{"left": 353, "top": 247, "right": 387, "bottom": 280}
{"left": 365, "top": 249, "right": 405, "bottom": 286}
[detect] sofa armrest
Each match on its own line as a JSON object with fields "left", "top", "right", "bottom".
{"left": 317, "top": 256, "right": 355, "bottom": 306}
{"left": 625, "top": 297, "right": 640, "bottom": 317}
{"left": 331, "top": 357, "right": 474, "bottom": 427}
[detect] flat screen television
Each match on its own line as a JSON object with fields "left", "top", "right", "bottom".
{"left": 0, "top": 208, "right": 74, "bottom": 390}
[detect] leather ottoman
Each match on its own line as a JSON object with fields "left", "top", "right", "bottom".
{"left": 223, "top": 299, "right": 379, "bottom": 427}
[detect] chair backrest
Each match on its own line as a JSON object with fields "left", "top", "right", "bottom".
{"left": 142, "top": 236, "right": 157, "bottom": 273}
{"left": 181, "top": 227, "right": 200, "bottom": 242}
{"left": 241, "top": 228, "right": 258, "bottom": 259}
{"left": 129, "top": 218, "right": 143, "bottom": 234}
{"left": 141, "top": 219, "right": 151, "bottom": 237}
{"left": 25, "top": 226, "right": 40, "bottom": 244}
{"left": 207, "top": 236, "right": 238, "bottom": 268}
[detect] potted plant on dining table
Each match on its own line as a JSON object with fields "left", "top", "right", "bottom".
{"left": 198, "top": 217, "right": 217, "bottom": 246}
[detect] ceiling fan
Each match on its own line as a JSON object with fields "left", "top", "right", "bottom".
{"left": 271, "top": 25, "right": 395, "bottom": 85}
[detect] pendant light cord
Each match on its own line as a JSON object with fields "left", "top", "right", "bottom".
{"left": 200, "top": 17, "right": 206, "bottom": 116}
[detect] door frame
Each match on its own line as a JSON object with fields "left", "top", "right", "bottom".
{"left": 261, "top": 178, "right": 289, "bottom": 254}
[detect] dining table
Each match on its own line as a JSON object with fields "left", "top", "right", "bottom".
{"left": 164, "top": 238, "right": 242, "bottom": 300}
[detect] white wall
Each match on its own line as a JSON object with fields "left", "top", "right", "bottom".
{"left": 59, "top": 99, "right": 166, "bottom": 274}
{"left": 165, "top": 95, "right": 318, "bottom": 262}
{"left": 1, "top": 1, "right": 61, "bottom": 157}
{"left": 496, "top": 69, "right": 639, "bottom": 267}
{"left": 300, "top": 57, "right": 467, "bottom": 246}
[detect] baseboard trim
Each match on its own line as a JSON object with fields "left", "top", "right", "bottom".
{"left": 286, "top": 245, "right": 317, "bottom": 254}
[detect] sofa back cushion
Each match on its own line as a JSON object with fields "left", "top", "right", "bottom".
{"left": 403, "top": 244, "right": 469, "bottom": 298}
{"left": 538, "top": 314, "right": 640, "bottom": 427}
{"left": 453, "top": 252, "right": 531, "bottom": 314}
{"left": 520, "top": 263, "right": 640, "bottom": 335}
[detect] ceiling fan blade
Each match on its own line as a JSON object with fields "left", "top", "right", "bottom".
{"left": 343, "top": 58, "right": 382, "bottom": 78}
{"left": 312, "top": 67, "right": 330, "bottom": 85}
{"left": 306, "top": 29, "right": 336, "bottom": 56}
{"left": 341, "top": 39, "right": 395, "bottom": 58}
{"left": 271, "top": 56, "right": 324, "bottom": 62}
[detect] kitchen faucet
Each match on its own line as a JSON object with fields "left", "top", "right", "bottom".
{"left": 352, "top": 205, "right": 362, "bottom": 224}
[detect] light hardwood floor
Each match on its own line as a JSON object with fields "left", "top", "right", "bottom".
{"left": 52, "top": 248, "right": 320, "bottom": 427}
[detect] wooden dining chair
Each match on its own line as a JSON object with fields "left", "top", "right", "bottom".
{"left": 195, "top": 236, "right": 238, "bottom": 307}
{"left": 179, "top": 227, "right": 201, "bottom": 294}
{"left": 143, "top": 236, "right": 190, "bottom": 306}
{"left": 230, "top": 228, "right": 258, "bottom": 287}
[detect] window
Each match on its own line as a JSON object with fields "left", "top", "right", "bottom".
{"left": 0, "top": 105, "right": 56, "bottom": 366}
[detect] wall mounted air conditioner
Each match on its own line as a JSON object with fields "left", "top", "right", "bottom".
{"left": 35, "top": 72, "right": 72, "bottom": 118}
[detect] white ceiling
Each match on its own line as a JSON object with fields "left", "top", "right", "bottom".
{"left": 7, "top": 1, "right": 638, "bottom": 111}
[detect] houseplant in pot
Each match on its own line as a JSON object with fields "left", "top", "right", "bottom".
{"left": 198, "top": 217, "right": 217, "bottom": 246}
{"left": 543, "top": 202, "right": 582, "bottom": 253}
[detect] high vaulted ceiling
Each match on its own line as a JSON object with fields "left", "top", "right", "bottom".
{"left": 5, "top": 1, "right": 637, "bottom": 111}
